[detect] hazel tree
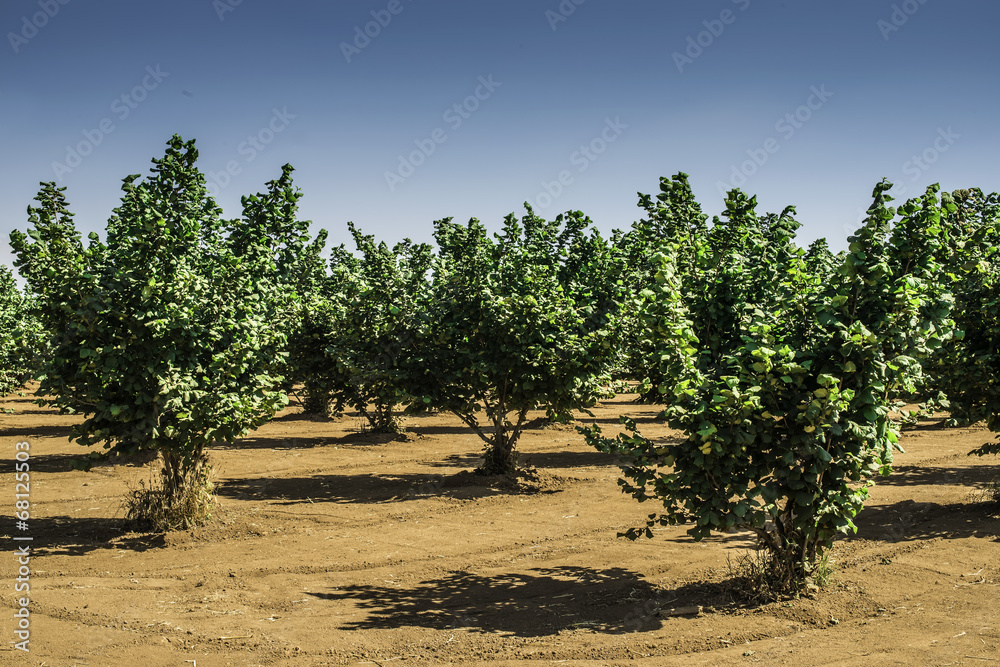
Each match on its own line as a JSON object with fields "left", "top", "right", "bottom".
{"left": 0, "top": 265, "right": 44, "bottom": 397}
{"left": 584, "top": 181, "right": 956, "bottom": 594}
{"left": 410, "top": 208, "right": 624, "bottom": 475}
{"left": 10, "top": 136, "right": 297, "bottom": 528}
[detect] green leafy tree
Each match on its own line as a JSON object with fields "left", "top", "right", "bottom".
{"left": 924, "top": 188, "right": 1000, "bottom": 455}
{"left": 0, "top": 266, "right": 44, "bottom": 396}
{"left": 319, "top": 223, "right": 432, "bottom": 432}
{"left": 549, "top": 210, "right": 629, "bottom": 415}
{"left": 411, "top": 208, "right": 624, "bottom": 475}
{"left": 616, "top": 173, "right": 709, "bottom": 399}
{"left": 286, "top": 242, "right": 356, "bottom": 416}
{"left": 803, "top": 238, "right": 840, "bottom": 283}
{"left": 229, "top": 164, "right": 330, "bottom": 414}
{"left": 10, "top": 136, "right": 293, "bottom": 528}
{"left": 584, "top": 181, "right": 955, "bottom": 595}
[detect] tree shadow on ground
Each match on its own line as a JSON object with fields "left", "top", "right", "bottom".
{"left": 19, "top": 449, "right": 158, "bottom": 473}
{"left": 582, "top": 415, "right": 667, "bottom": 427}
{"left": 851, "top": 498, "right": 1000, "bottom": 543}
{"left": 310, "top": 566, "right": 734, "bottom": 636}
{"left": 405, "top": 424, "right": 479, "bottom": 437}
{"left": 897, "top": 415, "right": 953, "bottom": 431}
{"left": 875, "top": 463, "right": 1000, "bottom": 488}
{"left": 212, "top": 430, "right": 416, "bottom": 451}
{"left": 0, "top": 423, "right": 74, "bottom": 440}
{"left": 213, "top": 434, "right": 341, "bottom": 450}
{"left": 18, "top": 516, "right": 166, "bottom": 557}
{"left": 521, "top": 450, "right": 628, "bottom": 469}
{"left": 427, "top": 453, "right": 483, "bottom": 468}
{"left": 0, "top": 392, "right": 61, "bottom": 413}
{"left": 659, "top": 527, "right": 760, "bottom": 551}
{"left": 425, "top": 449, "right": 621, "bottom": 472}
{"left": 216, "top": 469, "right": 561, "bottom": 505}
{"left": 271, "top": 410, "right": 347, "bottom": 423}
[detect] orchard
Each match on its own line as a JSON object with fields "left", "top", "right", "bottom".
{"left": 5, "top": 136, "right": 998, "bottom": 600}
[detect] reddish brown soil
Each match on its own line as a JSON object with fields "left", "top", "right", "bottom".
{"left": 2, "top": 389, "right": 998, "bottom": 666}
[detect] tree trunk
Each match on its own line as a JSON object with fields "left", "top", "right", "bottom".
{"left": 480, "top": 419, "right": 518, "bottom": 476}
{"left": 302, "top": 380, "right": 331, "bottom": 415}
{"left": 363, "top": 398, "right": 403, "bottom": 433}
{"left": 754, "top": 504, "right": 818, "bottom": 595}
{"left": 160, "top": 445, "right": 211, "bottom": 519}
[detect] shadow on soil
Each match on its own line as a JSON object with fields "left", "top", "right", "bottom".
{"left": 660, "top": 529, "right": 760, "bottom": 551}
{"left": 521, "top": 450, "right": 626, "bottom": 468}
{"left": 898, "top": 417, "right": 952, "bottom": 431}
{"left": 271, "top": 410, "right": 345, "bottom": 423}
{"left": 583, "top": 415, "right": 667, "bottom": 428}
{"left": 213, "top": 429, "right": 422, "bottom": 451}
{"left": 0, "top": 423, "right": 74, "bottom": 440}
{"left": 851, "top": 498, "right": 1000, "bottom": 543}
{"left": 876, "top": 463, "right": 1000, "bottom": 488}
{"left": 23, "top": 516, "right": 166, "bottom": 556}
{"left": 311, "top": 565, "right": 732, "bottom": 636}
{"left": 216, "top": 470, "right": 562, "bottom": 505}
{"left": 18, "top": 448, "right": 159, "bottom": 473}
{"left": 427, "top": 453, "right": 483, "bottom": 468}
{"left": 405, "top": 425, "right": 481, "bottom": 437}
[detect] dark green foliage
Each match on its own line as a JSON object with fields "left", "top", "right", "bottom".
{"left": 10, "top": 136, "right": 295, "bottom": 527}
{"left": 234, "top": 164, "right": 330, "bottom": 415}
{"left": 916, "top": 188, "right": 1000, "bottom": 455}
{"left": 583, "top": 180, "right": 956, "bottom": 594}
{"left": 287, "top": 243, "right": 354, "bottom": 416}
{"left": 616, "top": 173, "right": 709, "bottom": 400}
{"left": 0, "top": 265, "right": 45, "bottom": 396}
{"left": 324, "top": 223, "right": 432, "bottom": 432}
{"left": 409, "top": 208, "right": 625, "bottom": 475}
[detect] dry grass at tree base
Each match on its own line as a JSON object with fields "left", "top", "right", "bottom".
{"left": 121, "top": 463, "right": 217, "bottom": 532}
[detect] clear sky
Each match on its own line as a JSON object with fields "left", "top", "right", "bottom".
{"left": 2, "top": 0, "right": 998, "bottom": 270}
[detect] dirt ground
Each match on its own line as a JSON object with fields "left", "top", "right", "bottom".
{"left": 2, "top": 388, "right": 998, "bottom": 666}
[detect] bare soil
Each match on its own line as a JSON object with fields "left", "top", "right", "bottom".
{"left": 2, "top": 389, "right": 998, "bottom": 666}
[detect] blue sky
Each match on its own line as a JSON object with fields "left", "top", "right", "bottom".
{"left": 2, "top": 0, "right": 998, "bottom": 271}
